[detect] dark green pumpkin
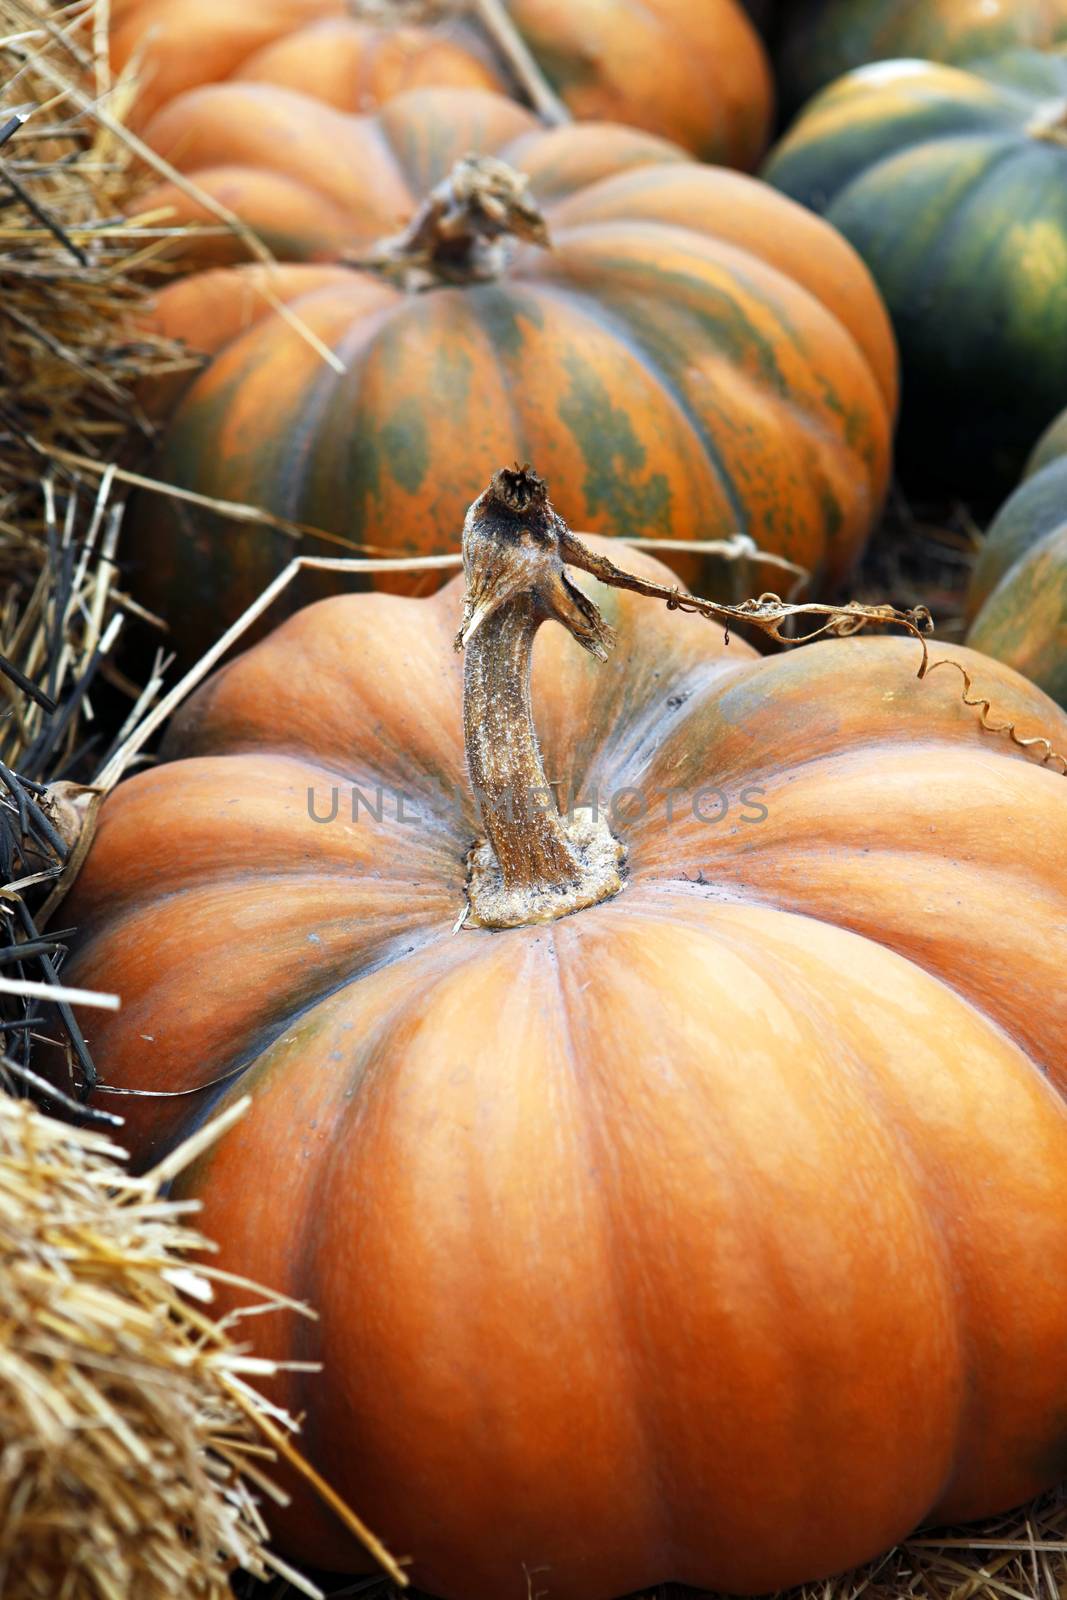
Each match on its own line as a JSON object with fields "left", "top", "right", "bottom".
{"left": 966, "top": 409, "right": 1067, "bottom": 707}
{"left": 763, "top": 50, "right": 1067, "bottom": 498}
{"left": 777, "top": 1, "right": 1067, "bottom": 112}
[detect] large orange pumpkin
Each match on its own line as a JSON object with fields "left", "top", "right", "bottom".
{"left": 64, "top": 470, "right": 1067, "bottom": 1600}
{"left": 113, "top": 0, "right": 773, "bottom": 168}
{"left": 131, "top": 87, "right": 895, "bottom": 661}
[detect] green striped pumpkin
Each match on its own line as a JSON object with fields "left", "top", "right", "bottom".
{"left": 777, "top": 0, "right": 1067, "bottom": 112}
{"left": 967, "top": 409, "right": 1067, "bottom": 707}
{"left": 763, "top": 50, "right": 1067, "bottom": 498}
{"left": 133, "top": 87, "right": 896, "bottom": 664}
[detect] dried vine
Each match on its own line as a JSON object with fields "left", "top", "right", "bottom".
{"left": 923, "top": 657, "right": 1067, "bottom": 774}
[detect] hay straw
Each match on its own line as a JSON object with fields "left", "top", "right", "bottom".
{"left": 0, "top": 0, "right": 195, "bottom": 540}
{"left": 0, "top": 1090, "right": 403, "bottom": 1600}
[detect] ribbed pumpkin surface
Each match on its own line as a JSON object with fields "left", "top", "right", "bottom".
{"left": 63, "top": 546, "right": 1067, "bottom": 1598}
{"left": 134, "top": 88, "right": 895, "bottom": 661}
{"left": 967, "top": 409, "right": 1067, "bottom": 706}
{"left": 112, "top": 0, "right": 772, "bottom": 166}
{"left": 764, "top": 50, "right": 1067, "bottom": 497}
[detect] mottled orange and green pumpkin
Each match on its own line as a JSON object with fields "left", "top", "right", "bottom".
{"left": 777, "top": 0, "right": 1067, "bottom": 111}
{"left": 112, "top": 0, "right": 773, "bottom": 168}
{"left": 133, "top": 87, "right": 895, "bottom": 662}
{"left": 967, "top": 409, "right": 1067, "bottom": 707}
{"left": 60, "top": 525, "right": 1067, "bottom": 1600}
{"left": 764, "top": 50, "right": 1067, "bottom": 498}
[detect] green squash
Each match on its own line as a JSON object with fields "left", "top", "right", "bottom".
{"left": 778, "top": 0, "right": 1067, "bottom": 112}
{"left": 763, "top": 50, "right": 1067, "bottom": 499}
{"left": 967, "top": 409, "right": 1067, "bottom": 707}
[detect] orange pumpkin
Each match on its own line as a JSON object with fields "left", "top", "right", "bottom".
{"left": 111, "top": 0, "right": 503, "bottom": 125}
{"left": 131, "top": 87, "right": 895, "bottom": 662}
{"left": 113, "top": 0, "right": 773, "bottom": 167}
{"left": 64, "top": 471, "right": 1067, "bottom": 1600}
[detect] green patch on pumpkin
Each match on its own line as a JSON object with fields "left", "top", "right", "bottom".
{"left": 559, "top": 353, "right": 672, "bottom": 537}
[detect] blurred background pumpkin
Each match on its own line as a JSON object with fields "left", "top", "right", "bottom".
{"left": 111, "top": 0, "right": 774, "bottom": 168}
{"left": 775, "top": 0, "right": 1067, "bottom": 112}
{"left": 129, "top": 87, "right": 896, "bottom": 662}
{"left": 763, "top": 49, "right": 1067, "bottom": 501}
{"left": 966, "top": 406, "right": 1067, "bottom": 706}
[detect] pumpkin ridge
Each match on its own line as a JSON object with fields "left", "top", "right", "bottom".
{"left": 705, "top": 914, "right": 979, "bottom": 1524}
{"left": 541, "top": 919, "right": 678, "bottom": 1567}
{"left": 267, "top": 305, "right": 408, "bottom": 525}
{"left": 500, "top": 276, "right": 744, "bottom": 532}
{"left": 968, "top": 453, "right": 1067, "bottom": 616}
{"left": 375, "top": 86, "right": 536, "bottom": 203}
{"left": 457, "top": 284, "right": 536, "bottom": 466}
{"left": 824, "top": 129, "right": 1022, "bottom": 221}
{"left": 537, "top": 180, "right": 895, "bottom": 412}
{"left": 903, "top": 141, "right": 1060, "bottom": 306}
{"left": 768, "top": 111, "right": 1022, "bottom": 213}
{"left": 153, "top": 286, "right": 404, "bottom": 527}
{"left": 594, "top": 879, "right": 1066, "bottom": 1079}
{"left": 524, "top": 242, "right": 883, "bottom": 564}
{"left": 976, "top": 514, "right": 1067, "bottom": 616}
{"left": 544, "top": 903, "right": 971, "bottom": 1575}
{"left": 561, "top": 656, "right": 757, "bottom": 806}
{"left": 532, "top": 227, "right": 889, "bottom": 513}
{"left": 120, "top": 915, "right": 467, "bottom": 1163}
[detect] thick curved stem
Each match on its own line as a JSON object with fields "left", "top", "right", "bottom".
{"left": 456, "top": 467, "right": 624, "bottom": 929}
{"left": 453, "top": 466, "right": 936, "bottom": 927}
{"left": 463, "top": 593, "right": 580, "bottom": 890}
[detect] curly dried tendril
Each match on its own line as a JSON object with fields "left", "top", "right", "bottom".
{"left": 554, "top": 532, "right": 1065, "bottom": 776}
{"left": 921, "top": 657, "right": 1067, "bottom": 775}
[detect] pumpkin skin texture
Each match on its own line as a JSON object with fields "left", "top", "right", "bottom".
{"left": 777, "top": 0, "right": 1067, "bottom": 112}
{"left": 132, "top": 88, "right": 895, "bottom": 663}
{"left": 61, "top": 542, "right": 1067, "bottom": 1600}
{"left": 967, "top": 410, "right": 1067, "bottom": 706}
{"left": 112, "top": 0, "right": 773, "bottom": 167}
{"left": 110, "top": 0, "right": 347, "bottom": 124}
{"left": 763, "top": 50, "right": 1067, "bottom": 500}
{"left": 233, "top": 16, "right": 503, "bottom": 109}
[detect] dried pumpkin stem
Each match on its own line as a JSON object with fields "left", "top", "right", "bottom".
{"left": 456, "top": 466, "right": 624, "bottom": 929}
{"left": 454, "top": 465, "right": 941, "bottom": 928}
{"left": 353, "top": 154, "right": 550, "bottom": 288}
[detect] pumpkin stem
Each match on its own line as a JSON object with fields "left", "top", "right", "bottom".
{"left": 455, "top": 466, "right": 625, "bottom": 930}
{"left": 353, "top": 155, "right": 551, "bottom": 289}
{"left": 1026, "top": 98, "right": 1067, "bottom": 144}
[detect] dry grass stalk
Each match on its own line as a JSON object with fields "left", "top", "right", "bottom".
{"left": 0, "top": 0, "right": 193, "bottom": 541}
{"left": 230, "top": 1486, "right": 1067, "bottom": 1600}
{"left": 0, "top": 1090, "right": 401, "bottom": 1600}
{"left": 0, "top": 0, "right": 189, "bottom": 1093}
